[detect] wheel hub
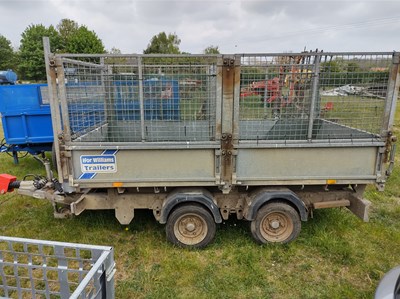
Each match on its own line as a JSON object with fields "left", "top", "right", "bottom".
{"left": 260, "top": 211, "right": 293, "bottom": 242}
{"left": 186, "top": 222, "right": 196, "bottom": 232}
{"left": 270, "top": 220, "right": 280, "bottom": 229}
{"left": 174, "top": 213, "right": 208, "bottom": 245}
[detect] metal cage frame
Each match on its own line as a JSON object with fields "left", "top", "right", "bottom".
{"left": 0, "top": 236, "right": 115, "bottom": 299}
{"left": 42, "top": 37, "right": 399, "bottom": 192}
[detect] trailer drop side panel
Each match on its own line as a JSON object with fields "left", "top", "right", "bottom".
{"left": 236, "top": 146, "right": 380, "bottom": 185}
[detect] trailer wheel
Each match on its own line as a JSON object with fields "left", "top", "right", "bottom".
{"left": 250, "top": 202, "right": 301, "bottom": 244}
{"left": 166, "top": 204, "right": 216, "bottom": 249}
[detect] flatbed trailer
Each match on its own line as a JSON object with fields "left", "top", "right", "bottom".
{"left": 1, "top": 38, "right": 399, "bottom": 248}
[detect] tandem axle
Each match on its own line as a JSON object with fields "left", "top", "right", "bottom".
{"left": 1, "top": 172, "right": 369, "bottom": 248}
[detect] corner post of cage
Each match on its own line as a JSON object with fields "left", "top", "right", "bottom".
{"left": 43, "top": 37, "right": 63, "bottom": 182}
{"left": 219, "top": 55, "right": 237, "bottom": 192}
{"left": 221, "top": 55, "right": 236, "bottom": 135}
{"left": 232, "top": 54, "right": 241, "bottom": 141}
{"left": 55, "top": 57, "right": 71, "bottom": 143}
{"left": 230, "top": 55, "right": 241, "bottom": 185}
{"left": 307, "top": 53, "right": 321, "bottom": 141}
{"left": 214, "top": 56, "right": 223, "bottom": 184}
{"left": 382, "top": 52, "right": 400, "bottom": 135}
{"left": 138, "top": 56, "right": 146, "bottom": 141}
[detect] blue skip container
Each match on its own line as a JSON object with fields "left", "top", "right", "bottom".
{"left": 0, "top": 84, "right": 53, "bottom": 162}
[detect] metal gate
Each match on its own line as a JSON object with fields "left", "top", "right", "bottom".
{"left": 0, "top": 236, "right": 115, "bottom": 299}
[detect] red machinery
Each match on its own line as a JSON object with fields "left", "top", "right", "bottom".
{"left": 240, "top": 55, "right": 310, "bottom": 111}
{"left": 250, "top": 77, "right": 281, "bottom": 104}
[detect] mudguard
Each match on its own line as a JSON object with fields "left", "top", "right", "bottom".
{"left": 246, "top": 188, "right": 308, "bottom": 221}
{"left": 159, "top": 189, "right": 222, "bottom": 224}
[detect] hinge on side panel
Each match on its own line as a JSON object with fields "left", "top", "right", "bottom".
{"left": 220, "top": 133, "right": 234, "bottom": 193}
{"left": 49, "top": 58, "right": 56, "bottom": 67}
{"left": 60, "top": 151, "right": 71, "bottom": 158}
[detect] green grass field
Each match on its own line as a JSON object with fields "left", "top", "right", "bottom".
{"left": 1, "top": 103, "right": 400, "bottom": 298}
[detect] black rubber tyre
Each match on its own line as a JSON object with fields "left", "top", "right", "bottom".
{"left": 166, "top": 204, "right": 216, "bottom": 249}
{"left": 250, "top": 202, "right": 301, "bottom": 244}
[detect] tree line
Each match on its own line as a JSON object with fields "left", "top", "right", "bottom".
{"left": 1, "top": 19, "right": 104, "bottom": 81}
{"left": 0, "top": 21, "right": 220, "bottom": 82}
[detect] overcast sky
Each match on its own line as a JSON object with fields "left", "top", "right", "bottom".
{"left": 0, "top": 0, "right": 399, "bottom": 54}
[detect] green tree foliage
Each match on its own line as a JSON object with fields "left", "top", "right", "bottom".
{"left": 18, "top": 21, "right": 105, "bottom": 80}
{"left": 57, "top": 18, "right": 79, "bottom": 50}
{"left": 203, "top": 45, "right": 220, "bottom": 54}
{"left": 105, "top": 47, "right": 127, "bottom": 66}
{"left": 143, "top": 32, "right": 181, "bottom": 54}
{"left": 19, "top": 24, "right": 61, "bottom": 81}
{"left": 64, "top": 26, "right": 105, "bottom": 54}
{"left": 57, "top": 19, "right": 104, "bottom": 54}
{"left": 108, "top": 47, "right": 122, "bottom": 54}
{"left": 0, "top": 35, "right": 15, "bottom": 70}
{"left": 321, "top": 60, "right": 343, "bottom": 73}
{"left": 346, "top": 61, "right": 361, "bottom": 72}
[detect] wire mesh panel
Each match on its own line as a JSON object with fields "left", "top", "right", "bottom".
{"left": 318, "top": 53, "right": 390, "bottom": 138}
{"left": 55, "top": 52, "right": 395, "bottom": 144}
{"left": 62, "top": 60, "right": 106, "bottom": 140}
{"left": 61, "top": 55, "right": 218, "bottom": 143}
{"left": 0, "top": 236, "right": 115, "bottom": 299}
{"left": 239, "top": 53, "right": 393, "bottom": 141}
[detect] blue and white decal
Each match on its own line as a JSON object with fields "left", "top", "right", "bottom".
{"left": 79, "top": 149, "right": 118, "bottom": 179}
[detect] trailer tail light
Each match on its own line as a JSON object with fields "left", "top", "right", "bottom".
{"left": 0, "top": 174, "right": 17, "bottom": 194}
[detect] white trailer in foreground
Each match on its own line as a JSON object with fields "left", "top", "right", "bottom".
{"left": 1, "top": 38, "right": 399, "bottom": 248}
{"left": 0, "top": 236, "right": 115, "bottom": 298}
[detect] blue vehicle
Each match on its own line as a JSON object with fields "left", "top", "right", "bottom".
{"left": 0, "top": 77, "right": 181, "bottom": 163}
{"left": 0, "top": 83, "right": 53, "bottom": 163}
{"left": 0, "top": 70, "right": 17, "bottom": 85}
{"left": 114, "top": 79, "right": 180, "bottom": 121}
